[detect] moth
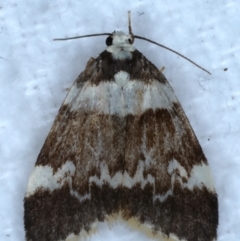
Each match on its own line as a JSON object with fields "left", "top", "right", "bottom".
{"left": 24, "top": 12, "right": 218, "bottom": 241}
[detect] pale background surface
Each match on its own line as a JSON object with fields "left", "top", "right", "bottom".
{"left": 0, "top": 0, "right": 239, "bottom": 240}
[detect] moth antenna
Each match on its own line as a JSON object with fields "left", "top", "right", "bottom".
{"left": 128, "top": 11, "right": 135, "bottom": 43}
{"left": 53, "top": 33, "right": 111, "bottom": 41}
{"left": 134, "top": 35, "right": 211, "bottom": 75}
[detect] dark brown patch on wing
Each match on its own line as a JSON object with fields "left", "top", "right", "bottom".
{"left": 122, "top": 184, "right": 218, "bottom": 241}
{"left": 74, "top": 50, "right": 167, "bottom": 85}
{"left": 25, "top": 182, "right": 218, "bottom": 241}
{"left": 36, "top": 105, "right": 125, "bottom": 194}
{"left": 124, "top": 105, "right": 208, "bottom": 191}
{"left": 24, "top": 184, "right": 122, "bottom": 241}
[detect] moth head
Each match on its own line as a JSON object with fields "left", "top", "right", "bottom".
{"left": 106, "top": 31, "right": 134, "bottom": 47}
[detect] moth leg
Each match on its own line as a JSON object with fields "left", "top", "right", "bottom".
{"left": 159, "top": 66, "right": 165, "bottom": 72}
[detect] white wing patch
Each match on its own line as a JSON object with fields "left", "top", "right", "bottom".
{"left": 26, "top": 161, "right": 76, "bottom": 197}
{"left": 168, "top": 159, "right": 215, "bottom": 191}
{"left": 26, "top": 159, "right": 214, "bottom": 200}
{"left": 65, "top": 71, "right": 178, "bottom": 116}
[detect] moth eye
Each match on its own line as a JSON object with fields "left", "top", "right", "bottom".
{"left": 128, "top": 38, "right": 133, "bottom": 44}
{"left": 106, "top": 36, "right": 113, "bottom": 46}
